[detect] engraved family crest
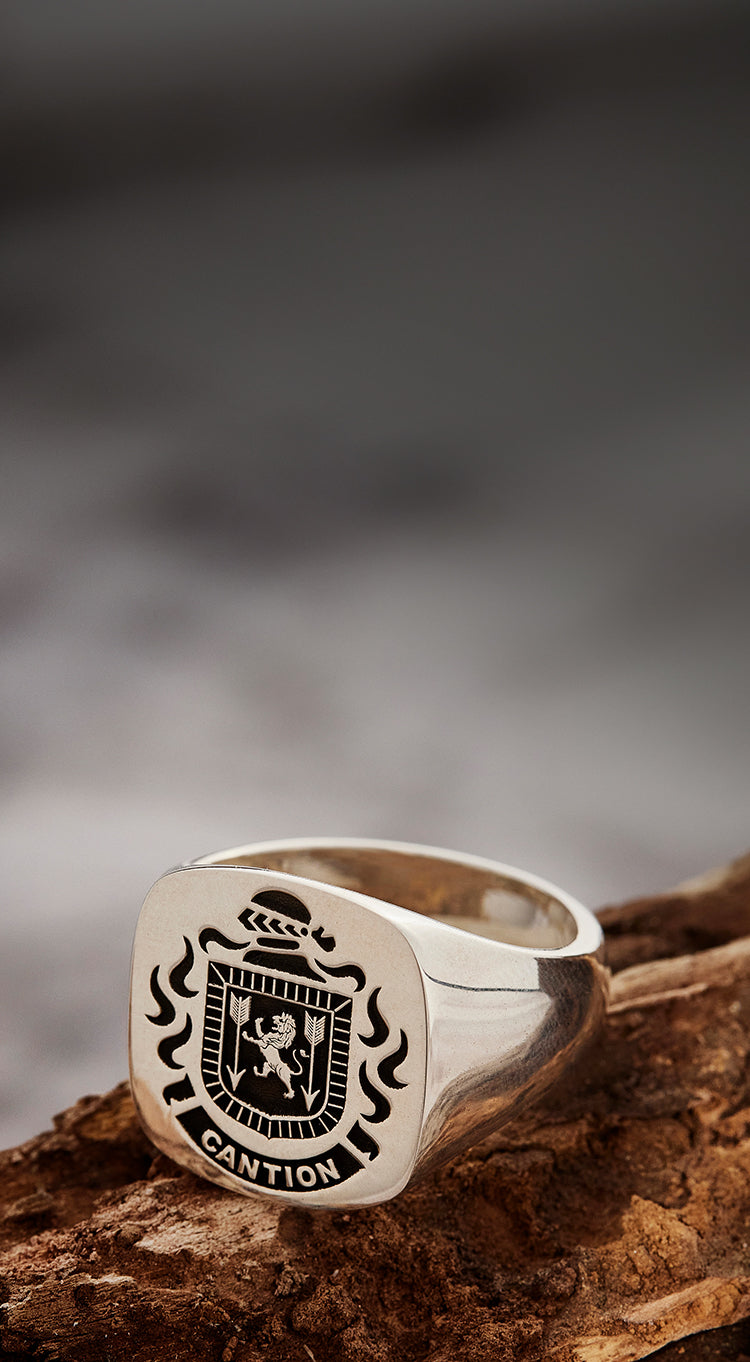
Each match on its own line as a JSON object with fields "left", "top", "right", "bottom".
{"left": 201, "top": 962, "right": 352, "bottom": 1140}
{"left": 145, "top": 883, "right": 410, "bottom": 1189}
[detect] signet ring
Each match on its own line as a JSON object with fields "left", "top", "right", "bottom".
{"left": 129, "top": 838, "right": 607, "bottom": 1207}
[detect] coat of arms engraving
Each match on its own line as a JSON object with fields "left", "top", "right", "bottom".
{"left": 145, "top": 883, "right": 410, "bottom": 1190}
{"left": 201, "top": 962, "right": 352, "bottom": 1140}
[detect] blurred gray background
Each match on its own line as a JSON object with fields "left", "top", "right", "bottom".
{"left": 1, "top": 0, "right": 749, "bottom": 1149}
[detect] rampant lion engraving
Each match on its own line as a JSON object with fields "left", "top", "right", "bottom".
{"left": 244, "top": 1013, "right": 301, "bottom": 1099}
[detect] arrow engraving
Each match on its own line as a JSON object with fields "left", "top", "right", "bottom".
{"left": 227, "top": 992, "right": 251, "bottom": 1089}
{"left": 301, "top": 1012, "right": 326, "bottom": 1110}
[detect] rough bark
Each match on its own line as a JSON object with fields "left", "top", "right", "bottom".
{"left": 2, "top": 857, "right": 750, "bottom": 1362}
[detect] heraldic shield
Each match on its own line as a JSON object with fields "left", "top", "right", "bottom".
{"left": 201, "top": 962, "right": 352, "bottom": 1141}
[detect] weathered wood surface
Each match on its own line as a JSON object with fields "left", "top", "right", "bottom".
{"left": 2, "top": 857, "right": 750, "bottom": 1362}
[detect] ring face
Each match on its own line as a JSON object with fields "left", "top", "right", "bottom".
{"left": 129, "top": 866, "right": 427, "bottom": 1206}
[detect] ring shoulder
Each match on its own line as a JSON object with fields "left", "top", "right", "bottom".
{"left": 413, "top": 946, "right": 608, "bottom": 1178}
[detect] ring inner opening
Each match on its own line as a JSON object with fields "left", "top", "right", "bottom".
{"left": 198, "top": 845, "right": 577, "bottom": 950}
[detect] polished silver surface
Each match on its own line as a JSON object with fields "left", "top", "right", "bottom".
{"left": 129, "top": 839, "right": 607, "bottom": 1207}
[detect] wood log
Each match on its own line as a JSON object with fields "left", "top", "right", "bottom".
{"left": 2, "top": 856, "right": 750, "bottom": 1362}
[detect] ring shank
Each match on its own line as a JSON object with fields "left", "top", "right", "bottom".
{"left": 191, "top": 840, "right": 582, "bottom": 951}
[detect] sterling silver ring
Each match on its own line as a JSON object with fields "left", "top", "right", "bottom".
{"left": 129, "top": 838, "right": 607, "bottom": 1207}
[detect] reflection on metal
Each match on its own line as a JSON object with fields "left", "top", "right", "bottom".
{"left": 130, "top": 838, "right": 606, "bottom": 1206}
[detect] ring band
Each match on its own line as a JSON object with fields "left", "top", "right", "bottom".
{"left": 129, "top": 838, "right": 607, "bottom": 1207}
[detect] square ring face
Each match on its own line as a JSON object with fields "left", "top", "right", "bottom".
{"left": 129, "top": 867, "right": 427, "bottom": 1206}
